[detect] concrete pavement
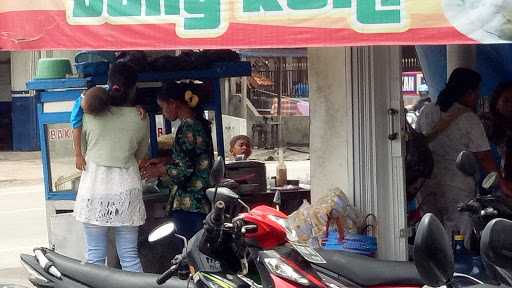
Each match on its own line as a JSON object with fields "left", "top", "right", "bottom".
{"left": 0, "top": 268, "right": 31, "bottom": 287}
{"left": 0, "top": 185, "right": 47, "bottom": 269}
{"left": 0, "top": 152, "right": 46, "bottom": 287}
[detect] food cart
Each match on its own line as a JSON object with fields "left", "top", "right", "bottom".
{"left": 26, "top": 60, "right": 253, "bottom": 271}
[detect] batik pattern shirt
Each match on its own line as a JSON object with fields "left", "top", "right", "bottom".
{"left": 163, "top": 118, "right": 213, "bottom": 214}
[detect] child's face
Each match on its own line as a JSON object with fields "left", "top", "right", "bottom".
{"left": 231, "top": 139, "right": 252, "bottom": 158}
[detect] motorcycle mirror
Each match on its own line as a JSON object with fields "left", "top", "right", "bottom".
{"left": 206, "top": 187, "right": 239, "bottom": 202}
{"left": 209, "top": 157, "right": 225, "bottom": 187}
{"left": 481, "top": 218, "right": 512, "bottom": 282}
{"left": 456, "top": 151, "right": 479, "bottom": 178}
{"left": 148, "top": 222, "right": 176, "bottom": 243}
{"left": 482, "top": 172, "right": 499, "bottom": 190}
{"left": 414, "top": 213, "right": 454, "bottom": 287}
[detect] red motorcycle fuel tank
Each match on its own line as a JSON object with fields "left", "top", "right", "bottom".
{"left": 241, "top": 205, "right": 288, "bottom": 249}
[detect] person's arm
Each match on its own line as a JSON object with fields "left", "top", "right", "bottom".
{"left": 142, "top": 148, "right": 192, "bottom": 182}
{"left": 474, "top": 150, "right": 512, "bottom": 197}
{"left": 142, "top": 122, "right": 200, "bottom": 184}
{"left": 162, "top": 122, "right": 212, "bottom": 186}
{"left": 135, "top": 119, "right": 150, "bottom": 162}
{"left": 70, "top": 97, "right": 86, "bottom": 171}
{"left": 73, "top": 128, "right": 86, "bottom": 171}
{"left": 467, "top": 114, "right": 512, "bottom": 197}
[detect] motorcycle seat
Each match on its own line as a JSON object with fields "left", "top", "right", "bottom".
{"left": 313, "top": 249, "right": 424, "bottom": 286}
{"left": 45, "top": 250, "right": 189, "bottom": 288}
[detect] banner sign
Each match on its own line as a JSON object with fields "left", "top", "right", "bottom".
{"left": 1, "top": 0, "right": 511, "bottom": 50}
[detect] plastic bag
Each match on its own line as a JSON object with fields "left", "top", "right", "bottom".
{"left": 288, "top": 200, "right": 315, "bottom": 244}
{"left": 287, "top": 188, "right": 370, "bottom": 247}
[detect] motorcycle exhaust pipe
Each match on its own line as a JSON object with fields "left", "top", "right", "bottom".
{"left": 20, "top": 254, "right": 52, "bottom": 287}
{"left": 34, "top": 249, "right": 62, "bottom": 279}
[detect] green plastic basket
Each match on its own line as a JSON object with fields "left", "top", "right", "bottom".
{"left": 35, "top": 58, "right": 72, "bottom": 79}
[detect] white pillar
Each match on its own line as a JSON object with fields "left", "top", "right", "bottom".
{"left": 10, "top": 51, "right": 41, "bottom": 92}
{"left": 308, "top": 47, "right": 354, "bottom": 204}
{"left": 308, "top": 46, "right": 407, "bottom": 260}
{"left": 447, "top": 45, "right": 476, "bottom": 77}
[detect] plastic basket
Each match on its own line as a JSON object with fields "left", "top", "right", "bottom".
{"left": 321, "top": 232, "right": 377, "bottom": 256}
{"left": 74, "top": 61, "right": 109, "bottom": 77}
{"left": 75, "top": 51, "right": 116, "bottom": 63}
{"left": 322, "top": 244, "right": 375, "bottom": 256}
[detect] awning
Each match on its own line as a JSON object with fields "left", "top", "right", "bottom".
{"left": 1, "top": 0, "right": 512, "bottom": 50}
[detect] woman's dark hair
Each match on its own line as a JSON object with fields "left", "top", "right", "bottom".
{"left": 486, "top": 80, "right": 512, "bottom": 144}
{"left": 80, "top": 62, "right": 138, "bottom": 115}
{"left": 436, "top": 68, "right": 481, "bottom": 112}
{"left": 157, "top": 81, "right": 212, "bottom": 136}
{"left": 108, "top": 62, "right": 138, "bottom": 107}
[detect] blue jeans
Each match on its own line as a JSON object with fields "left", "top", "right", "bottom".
{"left": 83, "top": 224, "right": 143, "bottom": 272}
{"left": 170, "top": 210, "right": 206, "bottom": 240}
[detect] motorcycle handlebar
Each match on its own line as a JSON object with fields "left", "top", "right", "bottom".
{"left": 457, "top": 202, "right": 479, "bottom": 214}
{"left": 203, "top": 201, "right": 226, "bottom": 245}
{"left": 157, "top": 264, "right": 178, "bottom": 285}
{"left": 481, "top": 208, "right": 498, "bottom": 217}
{"left": 211, "top": 201, "right": 225, "bottom": 225}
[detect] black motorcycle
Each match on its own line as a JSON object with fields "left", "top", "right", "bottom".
{"left": 18, "top": 158, "right": 333, "bottom": 288}
{"left": 456, "top": 151, "right": 512, "bottom": 249}
{"left": 414, "top": 213, "right": 509, "bottom": 288}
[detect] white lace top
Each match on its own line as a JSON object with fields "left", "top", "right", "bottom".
{"left": 74, "top": 161, "right": 146, "bottom": 226}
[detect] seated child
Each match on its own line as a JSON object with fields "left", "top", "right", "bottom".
{"left": 229, "top": 135, "right": 253, "bottom": 160}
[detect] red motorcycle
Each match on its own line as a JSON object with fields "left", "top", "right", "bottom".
{"left": 193, "top": 157, "right": 428, "bottom": 287}
{"left": 235, "top": 203, "right": 425, "bottom": 288}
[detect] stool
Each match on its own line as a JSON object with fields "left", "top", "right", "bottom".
{"left": 252, "top": 123, "right": 268, "bottom": 148}
{"left": 269, "top": 122, "right": 279, "bottom": 149}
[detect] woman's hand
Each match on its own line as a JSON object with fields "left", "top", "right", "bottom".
{"left": 141, "top": 163, "right": 167, "bottom": 180}
{"left": 75, "top": 154, "right": 86, "bottom": 171}
{"left": 140, "top": 157, "right": 169, "bottom": 169}
{"left": 136, "top": 105, "right": 147, "bottom": 120}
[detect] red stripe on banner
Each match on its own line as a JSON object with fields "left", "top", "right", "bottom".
{"left": 0, "top": 10, "right": 477, "bottom": 51}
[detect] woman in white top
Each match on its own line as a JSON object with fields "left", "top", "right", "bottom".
{"left": 416, "top": 67, "right": 511, "bottom": 247}
{"left": 74, "top": 62, "right": 149, "bottom": 272}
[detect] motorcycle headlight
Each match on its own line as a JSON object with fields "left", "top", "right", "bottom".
{"left": 267, "top": 215, "right": 299, "bottom": 242}
{"left": 263, "top": 257, "right": 310, "bottom": 286}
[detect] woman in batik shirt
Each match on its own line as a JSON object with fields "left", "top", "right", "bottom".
{"left": 141, "top": 81, "right": 213, "bottom": 239}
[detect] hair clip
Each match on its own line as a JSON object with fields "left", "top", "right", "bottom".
{"left": 111, "top": 84, "right": 122, "bottom": 92}
{"left": 184, "top": 90, "right": 199, "bottom": 108}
